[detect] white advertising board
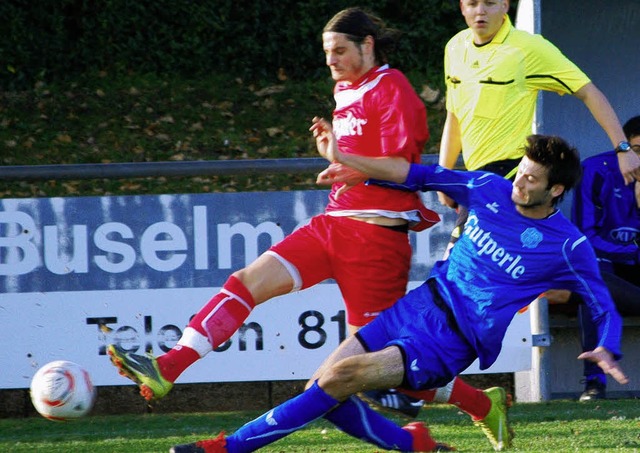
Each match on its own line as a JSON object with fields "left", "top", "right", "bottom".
{"left": 0, "top": 191, "right": 531, "bottom": 389}
{"left": 1, "top": 283, "right": 531, "bottom": 389}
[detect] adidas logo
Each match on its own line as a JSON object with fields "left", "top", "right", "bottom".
{"left": 486, "top": 201, "right": 500, "bottom": 213}
{"left": 265, "top": 409, "right": 278, "bottom": 426}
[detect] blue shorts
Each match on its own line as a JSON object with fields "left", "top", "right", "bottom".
{"left": 356, "top": 279, "right": 476, "bottom": 390}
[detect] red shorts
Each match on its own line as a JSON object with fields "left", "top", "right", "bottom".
{"left": 269, "top": 214, "right": 411, "bottom": 326}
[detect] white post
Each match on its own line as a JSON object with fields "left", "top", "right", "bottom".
{"left": 515, "top": 297, "right": 552, "bottom": 402}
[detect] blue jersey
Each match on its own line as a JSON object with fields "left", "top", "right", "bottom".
{"left": 373, "top": 164, "right": 623, "bottom": 369}
{"left": 572, "top": 150, "right": 640, "bottom": 268}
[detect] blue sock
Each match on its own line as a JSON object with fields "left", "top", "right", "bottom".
{"left": 324, "top": 396, "right": 413, "bottom": 451}
{"left": 226, "top": 381, "right": 338, "bottom": 453}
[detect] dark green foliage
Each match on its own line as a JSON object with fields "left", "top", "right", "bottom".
{"left": 0, "top": 0, "right": 473, "bottom": 90}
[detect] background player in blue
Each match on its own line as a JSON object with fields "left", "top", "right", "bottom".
{"left": 170, "top": 134, "right": 628, "bottom": 453}
{"left": 561, "top": 115, "right": 640, "bottom": 401}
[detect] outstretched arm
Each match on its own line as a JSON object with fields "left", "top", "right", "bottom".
{"left": 437, "top": 111, "right": 462, "bottom": 209}
{"left": 310, "top": 116, "right": 410, "bottom": 183}
{"left": 574, "top": 83, "right": 640, "bottom": 184}
{"left": 438, "top": 111, "right": 462, "bottom": 170}
{"left": 578, "top": 346, "right": 628, "bottom": 385}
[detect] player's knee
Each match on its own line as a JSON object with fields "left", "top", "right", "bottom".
{"left": 232, "top": 258, "right": 293, "bottom": 304}
{"left": 318, "top": 359, "right": 366, "bottom": 400}
{"left": 329, "top": 359, "right": 362, "bottom": 382}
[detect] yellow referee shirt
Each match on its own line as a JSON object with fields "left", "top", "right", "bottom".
{"left": 445, "top": 15, "right": 591, "bottom": 171}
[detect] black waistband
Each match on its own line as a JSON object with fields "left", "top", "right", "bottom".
{"left": 477, "top": 158, "right": 520, "bottom": 179}
{"left": 427, "top": 279, "right": 461, "bottom": 334}
{"left": 378, "top": 223, "right": 409, "bottom": 233}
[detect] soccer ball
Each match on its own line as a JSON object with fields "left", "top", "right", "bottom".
{"left": 30, "top": 360, "right": 96, "bottom": 421}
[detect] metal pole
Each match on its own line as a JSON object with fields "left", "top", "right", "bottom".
{"left": 0, "top": 158, "right": 330, "bottom": 181}
{"left": 515, "top": 296, "right": 552, "bottom": 402}
{"left": 0, "top": 155, "right": 444, "bottom": 182}
{"left": 530, "top": 296, "right": 552, "bottom": 401}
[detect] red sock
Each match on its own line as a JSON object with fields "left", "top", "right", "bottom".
{"left": 157, "top": 345, "right": 200, "bottom": 383}
{"left": 157, "top": 276, "right": 255, "bottom": 383}
{"left": 447, "top": 378, "right": 491, "bottom": 419}
{"left": 400, "top": 388, "right": 437, "bottom": 402}
{"left": 188, "top": 275, "right": 256, "bottom": 347}
{"left": 400, "top": 377, "right": 491, "bottom": 420}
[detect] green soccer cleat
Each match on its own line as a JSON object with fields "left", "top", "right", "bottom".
{"left": 107, "top": 344, "right": 173, "bottom": 401}
{"left": 473, "top": 387, "right": 514, "bottom": 451}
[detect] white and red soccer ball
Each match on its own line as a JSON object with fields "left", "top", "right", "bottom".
{"left": 30, "top": 360, "right": 96, "bottom": 421}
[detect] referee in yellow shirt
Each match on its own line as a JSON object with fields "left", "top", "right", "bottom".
{"left": 439, "top": 0, "right": 640, "bottom": 256}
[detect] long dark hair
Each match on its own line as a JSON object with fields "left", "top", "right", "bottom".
{"left": 323, "top": 7, "right": 400, "bottom": 65}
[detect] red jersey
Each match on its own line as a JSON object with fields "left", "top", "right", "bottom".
{"left": 325, "top": 65, "right": 438, "bottom": 231}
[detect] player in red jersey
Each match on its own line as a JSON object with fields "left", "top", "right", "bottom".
{"left": 108, "top": 5, "right": 437, "bottom": 398}
{"left": 109, "top": 7, "right": 510, "bottom": 451}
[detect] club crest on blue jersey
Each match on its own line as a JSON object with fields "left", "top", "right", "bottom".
{"left": 520, "top": 228, "right": 543, "bottom": 249}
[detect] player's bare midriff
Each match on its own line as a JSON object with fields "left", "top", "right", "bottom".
{"left": 348, "top": 215, "right": 408, "bottom": 227}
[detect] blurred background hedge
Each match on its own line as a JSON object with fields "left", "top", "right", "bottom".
{"left": 0, "top": 0, "right": 523, "bottom": 91}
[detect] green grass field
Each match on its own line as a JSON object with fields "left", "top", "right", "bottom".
{"left": 1, "top": 399, "right": 639, "bottom": 452}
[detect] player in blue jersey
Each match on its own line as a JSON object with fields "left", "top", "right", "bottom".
{"left": 170, "top": 133, "right": 628, "bottom": 453}
{"left": 560, "top": 115, "right": 640, "bottom": 401}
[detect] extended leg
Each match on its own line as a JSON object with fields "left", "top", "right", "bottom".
{"left": 171, "top": 336, "right": 452, "bottom": 452}
{"left": 108, "top": 253, "right": 294, "bottom": 400}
